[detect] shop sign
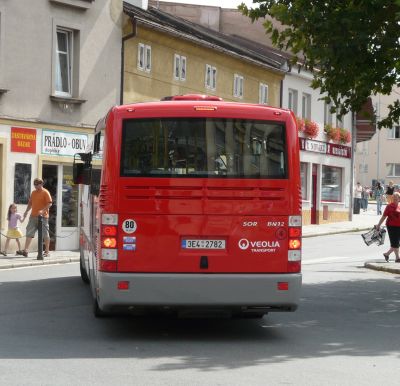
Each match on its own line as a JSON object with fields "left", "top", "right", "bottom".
{"left": 299, "top": 138, "right": 351, "bottom": 158}
{"left": 42, "top": 130, "right": 88, "bottom": 156}
{"left": 11, "top": 127, "right": 37, "bottom": 153}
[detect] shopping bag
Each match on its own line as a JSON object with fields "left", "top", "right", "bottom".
{"left": 361, "top": 227, "right": 386, "bottom": 246}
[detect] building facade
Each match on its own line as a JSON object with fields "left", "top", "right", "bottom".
{"left": 0, "top": 0, "right": 122, "bottom": 251}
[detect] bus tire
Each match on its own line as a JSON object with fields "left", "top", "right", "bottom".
{"left": 93, "top": 298, "right": 109, "bottom": 318}
{"left": 79, "top": 255, "right": 90, "bottom": 284}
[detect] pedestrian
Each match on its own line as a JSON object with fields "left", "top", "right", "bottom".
{"left": 374, "top": 182, "right": 384, "bottom": 215}
{"left": 385, "top": 180, "right": 395, "bottom": 205}
{"left": 362, "top": 186, "right": 369, "bottom": 212}
{"left": 21, "top": 178, "right": 53, "bottom": 257}
{"left": 375, "top": 191, "right": 400, "bottom": 262}
{"left": 0, "top": 203, "right": 25, "bottom": 256}
{"left": 354, "top": 182, "right": 363, "bottom": 213}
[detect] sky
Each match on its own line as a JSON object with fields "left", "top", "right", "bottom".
{"left": 157, "top": 0, "right": 257, "bottom": 9}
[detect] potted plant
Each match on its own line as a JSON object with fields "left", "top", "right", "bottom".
{"left": 296, "top": 117, "right": 306, "bottom": 133}
{"left": 324, "top": 124, "right": 341, "bottom": 142}
{"left": 340, "top": 128, "right": 352, "bottom": 144}
{"left": 303, "top": 119, "right": 319, "bottom": 139}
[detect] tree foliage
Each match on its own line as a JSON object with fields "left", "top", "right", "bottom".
{"left": 239, "top": 0, "right": 400, "bottom": 128}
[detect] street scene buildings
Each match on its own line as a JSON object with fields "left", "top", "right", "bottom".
{"left": 0, "top": 0, "right": 384, "bottom": 251}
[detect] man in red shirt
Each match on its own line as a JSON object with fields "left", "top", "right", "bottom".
{"left": 21, "top": 178, "right": 52, "bottom": 257}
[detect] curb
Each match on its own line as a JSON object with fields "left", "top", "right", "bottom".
{"left": 303, "top": 227, "right": 371, "bottom": 238}
{"left": 364, "top": 262, "right": 400, "bottom": 274}
{"left": 0, "top": 257, "right": 80, "bottom": 270}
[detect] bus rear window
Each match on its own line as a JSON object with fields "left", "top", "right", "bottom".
{"left": 120, "top": 118, "right": 287, "bottom": 178}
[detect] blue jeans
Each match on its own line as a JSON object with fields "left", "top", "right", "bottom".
{"left": 376, "top": 197, "right": 382, "bottom": 215}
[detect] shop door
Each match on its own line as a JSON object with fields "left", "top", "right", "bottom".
{"left": 42, "top": 164, "right": 79, "bottom": 250}
{"left": 311, "top": 164, "right": 318, "bottom": 224}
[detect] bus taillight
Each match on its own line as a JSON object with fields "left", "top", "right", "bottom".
{"left": 100, "top": 214, "right": 118, "bottom": 272}
{"left": 288, "top": 215, "right": 302, "bottom": 272}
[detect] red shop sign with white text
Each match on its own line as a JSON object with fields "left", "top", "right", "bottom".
{"left": 11, "top": 127, "right": 37, "bottom": 153}
{"left": 299, "top": 138, "right": 351, "bottom": 158}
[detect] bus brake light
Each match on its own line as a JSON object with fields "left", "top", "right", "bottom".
{"left": 102, "top": 225, "right": 117, "bottom": 236}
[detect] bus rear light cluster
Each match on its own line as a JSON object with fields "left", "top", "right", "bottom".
{"left": 100, "top": 214, "right": 118, "bottom": 272}
{"left": 288, "top": 215, "right": 302, "bottom": 272}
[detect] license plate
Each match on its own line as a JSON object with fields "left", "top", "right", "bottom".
{"left": 182, "top": 239, "right": 226, "bottom": 249}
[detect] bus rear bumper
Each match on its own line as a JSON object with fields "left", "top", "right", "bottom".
{"left": 97, "top": 273, "right": 302, "bottom": 314}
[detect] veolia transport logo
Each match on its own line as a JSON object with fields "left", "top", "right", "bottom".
{"left": 238, "top": 239, "right": 250, "bottom": 250}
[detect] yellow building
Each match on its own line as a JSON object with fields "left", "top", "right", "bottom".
{"left": 122, "top": 4, "right": 287, "bottom": 106}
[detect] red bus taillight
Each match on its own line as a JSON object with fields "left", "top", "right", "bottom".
{"left": 288, "top": 215, "right": 302, "bottom": 273}
{"left": 99, "top": 214, "right": 118, "bottom": 272}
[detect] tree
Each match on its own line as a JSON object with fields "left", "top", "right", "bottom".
{"left": 239, "top": 0, "right": 400, "bottom": 128}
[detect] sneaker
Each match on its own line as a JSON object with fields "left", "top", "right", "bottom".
{"left": 21, "top": 250, "right": 28, "bottom": 257}
{"left": 16, "top": 250, "right": 23, "bottom": 256}
{"left": 383, "top": 253, "right": 390, "bottom": 262}
{"left": 0, "top": 251, "right": 7, "bottom": 256}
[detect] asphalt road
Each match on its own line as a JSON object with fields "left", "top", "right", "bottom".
{"left": 0, "top": 232, "right": 399, "bottom": 385}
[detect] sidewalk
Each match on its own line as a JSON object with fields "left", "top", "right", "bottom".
{"left": 0, "top": 207, "right": 398, "bottom": 274}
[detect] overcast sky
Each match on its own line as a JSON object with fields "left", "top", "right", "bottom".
{"left": 158, "top": 0, "right": 256, "bottom": 9}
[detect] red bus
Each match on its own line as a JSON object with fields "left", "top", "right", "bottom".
{"left": 74, "top": 94, "right": 302, "bottom": 318}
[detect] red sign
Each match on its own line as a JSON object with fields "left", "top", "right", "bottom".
{"left": 11, "top": 127, "right": 37, "bottom": 153}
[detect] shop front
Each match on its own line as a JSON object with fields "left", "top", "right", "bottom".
{"left": 299, "top": 137, "right": 352, "bottom": 225}
{"left": 0, "top": 124, "right": 91, "bottom": 251}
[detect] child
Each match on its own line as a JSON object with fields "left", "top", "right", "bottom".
{"left": 1, "top": 204, "right": 25, "bottom": 256}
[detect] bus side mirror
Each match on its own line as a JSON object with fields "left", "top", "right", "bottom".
{"left": 90, "top": 169, "right": 101, "bottom": 196}
{"left": 73, "top": 153, "right": 92, "bottom": 185}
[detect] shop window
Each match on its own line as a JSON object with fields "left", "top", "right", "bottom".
{"left": 62, "top": 165, "right": 78, "bottom": 227}
{"left": 321, "top": 165, "right": 342, "bottom": 202}
{"left": 300, "top": 162, "right": 308, "bottom": 200}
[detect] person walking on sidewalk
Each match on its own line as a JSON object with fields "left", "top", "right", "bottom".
{"left": 362, "top": 187, "right": 369, "bottom": 211}
{"left": 385, "top": 180, "right": 395, "bottom": 205}
{"left": 374, "top": 182, "right": 384, "bottom": 215}
{"left": 0, "top": 203, "right": 25, "bottom": 256}
{"left": 375, "top": 191, "right": 400, "bottom": 263}
{"left": 21, "top": 178, "right": 52, "bottom": 258}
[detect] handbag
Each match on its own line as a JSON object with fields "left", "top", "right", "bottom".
{"left": 361, "top": 227, "right": 386, "bottom": 246}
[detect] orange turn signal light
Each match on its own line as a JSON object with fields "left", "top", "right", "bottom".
{"left": 288, "top": 239, "right": 301, "bottom": 250}
{"left": 102, "top": 237, "right": 117, "bottom": 248}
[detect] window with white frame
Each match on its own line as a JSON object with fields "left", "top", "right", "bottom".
{"left": 233, "top": 74, "right": 244, "bottom": 98}
{"left": 359, "top": 163, "right": 368, "bottom": 173}
{"left": 138, "top": 43, "right": 151, "bottom": 72}
{"left": 259, "top": 83, "right": 269, "bottom": 105}
{"left": 388, "top": 125, "right": 400, "bottom": 139}
{"left": 300, "top": 162, "right": 308, "bottom": 200}
{"left": 336, "top": 115, "right": 344, "bottom": 128}
{"left": 205, "top": 64, "right": 217, "bottom": 90}
{"left": 301, "top": 92, "right": 311, "bottom": 120}
{"left": 324, "top": 101, "right": 333, "bottom": 126}
{"left": 174, "top": 54, "right": 186, "bottom": 81}
{"left": 387, "top": 163, "right": 400, "bottom": 177}
{"left": 288, "top": 88, "right": 298, "bottom": 115}
{"left": 55, "top": 28, "right": 73, "bottom": 96}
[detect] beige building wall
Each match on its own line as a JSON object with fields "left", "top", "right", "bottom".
{"left": 123, "top": 25, "right": 283, "bottom": 105}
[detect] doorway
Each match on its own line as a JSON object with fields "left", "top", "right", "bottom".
{"left": 42, "top": 163, "right": 79, "bottom": 250}
{"left": 311, "top": 164, "right": 318, "bottom": 224}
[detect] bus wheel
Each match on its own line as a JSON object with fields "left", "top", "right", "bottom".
{"left": 93, "top": 298, "right": 109, "bottom": 318}
{"left": 79, "top": 255, "right": 90, "bottom": 284}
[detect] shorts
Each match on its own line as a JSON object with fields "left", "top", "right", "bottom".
{"left": 6, "top": 228, "right": 23, "bottom": 239}
{"left": 387, "top": 225, "right": 400, "bottom": 248}
{"left": 26, "top": 216, "right": 50, "bottom": 240}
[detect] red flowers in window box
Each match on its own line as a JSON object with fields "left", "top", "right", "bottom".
{"left": 296, "top": 117, "right": 306, "bottom": 132}
{"left": 303, "top": 119, "right": 319, "bottom": 138}
{"left": 324, "top": 125, "right": 351, "bottom": 144}
{"left": 340, "top": 128, "right": 352, "bottom": 144}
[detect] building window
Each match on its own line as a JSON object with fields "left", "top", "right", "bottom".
{"left": 138, "top": 43, "right": 151, "bottom": 72}
{"left": 288, "top": 88, "right": 298, "bottom": 115}
{"left": 174, "top": 54, "right": 186, "bottom": 81}
{"left": 301, "top": 92, "right": 311, "bottom": 120}
{"left": 388, "top": 125, "right": 400, "bottom": 139}
{"left": 359, "top": 163, "right": 368, "bottom": 173}
{"left": 300, "top": 162, "right": 308, "bottom": 200}
{"left": 233, "top": 74, "right": 244, "bottom": 98}
{"left": 205, "top": 64, "right": 217, "bottom": 90}
{"left": 387, "top": 163, "right": 400, "bottom": 177}
{"left": 321, "top": 165, "right": 342, "bottom": 202}
{"left": 259, "top": 83, "right": 269, "bottom": 105}
{"left": 336, "top": 115, "right": 344, "bottom": 129}
{"left": 324, "top": 102, "right": 333, "bottom": 126}
{"left": 55, "top": 28, "right": 73, "bottom": 96}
